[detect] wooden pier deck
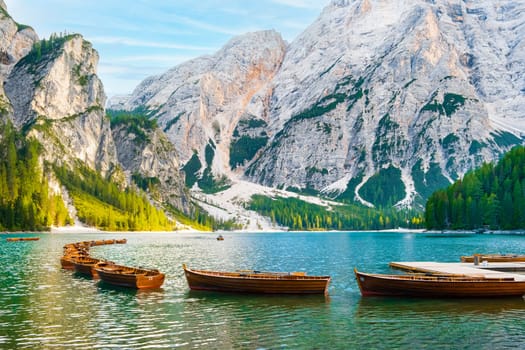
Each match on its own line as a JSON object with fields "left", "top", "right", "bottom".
{"left": 389, "top": 261, "right": 525, "bottom": 281}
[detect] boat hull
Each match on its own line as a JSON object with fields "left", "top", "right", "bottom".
{"left": 95, "top": 266, "right": 165, "bottom": 289}
{"left": 183, "top": 266, "right": 330, "bottom": 294}
{"left": 60, "top": 253, "right": 89, "bottom": 270}
{"left": 355, "top": 270, "right": 525, "bottom": 298}
{"left": 60, "top": 256, "right": 76, "bottom": 270}
{"left": 461, "top": 255, "right": 525, "bottom": 263}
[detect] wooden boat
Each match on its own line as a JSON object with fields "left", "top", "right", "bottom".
{"left": 60, "top": 252, "right": 89, "bottom": 270}
{"left": 216, "top": 235, "right": 224, "bottom": 241}
{"left": 6, "top": 237, "right": 39, "bottom": 241}
{"left": 354, "top": 269, "right": 525, "bottom": 298}
{"left": 95, "top": 264, "right": 165, "bottom": 289}
{"left": 461, "top": 254, "right": 525, "bottom": 263}
{"left": 183, "top": 264, "right": 331, "bottom": 294}
{"left": 115, "top": 238, "right": 127, "bottom": 244}
{"left": 72, "top": 257, "right": 112, "bottom": 278}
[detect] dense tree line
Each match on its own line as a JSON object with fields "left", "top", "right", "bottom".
{"left": 0, "top": 122, "right": 70, "bottom": 231}
{"left": 249, "top": 195, "right": 424, "bottom": 231}
{"left": 426, "top": 146, "right": 525, "bottom": 230}
{"left": 54, "top": 164, "right": 173, "bottom": 231}
{"left": 359, "top": 166, "right": 406, "bottom": 207}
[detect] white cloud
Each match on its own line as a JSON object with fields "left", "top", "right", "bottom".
{"left": 269, "top": 0, "right": 323, "bottom": 9}
{"left": 109, "top": 54, "right": 196, "bottom": 65}
{"left": 167, "top": 14, "right": 244, "bottom": 36}
{"left": 90, "top": 36, "right": 215, "bottom": 51}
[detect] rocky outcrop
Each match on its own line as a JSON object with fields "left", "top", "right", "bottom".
{"left": 4, "top": 34, "right": 117, "bottom": 175}
{"left": 111, "top": 120, "right": 191, "bottom": 212}
{"left": 0, "top": 4, "right": 38, "bottom": 79}
{"left": 0, "top": 2, "right": 38, "bottom": 119}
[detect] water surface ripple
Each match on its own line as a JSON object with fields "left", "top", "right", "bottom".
{"left": 1, "top": 231, "right": 525, "bottom": 348}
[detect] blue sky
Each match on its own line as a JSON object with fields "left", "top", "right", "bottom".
{"left": 5, "top": 0, "right": 329, "bottom": 97}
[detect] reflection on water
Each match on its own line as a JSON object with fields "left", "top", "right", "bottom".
{"left": 2, "top": 231, "right": 525, "bottom": 348}
{"left": 355, "top": 297, "right": 525, "bottom": 349}
{"left": 356, "top": 297, "right": 525, "bottom": 318}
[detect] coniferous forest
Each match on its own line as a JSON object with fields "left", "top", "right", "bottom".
{"left": 53, "top": 164, "right": 174, "bottom": 231}
{"left": 0, "top": 122, "right": 71, "bottom": 231}
{"left": 249, "top": 195, "right": 424, "bottom": 231}
{"left": 425, "top": 146, "right": 525, "bottom": 230}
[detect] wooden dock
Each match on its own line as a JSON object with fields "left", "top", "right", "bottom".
{"left": 389, "top": 261, "right": 525, "bottom": 281}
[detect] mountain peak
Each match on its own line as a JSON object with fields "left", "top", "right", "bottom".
{"left": 0, "top": 0, "right": 6, "bottom": 12}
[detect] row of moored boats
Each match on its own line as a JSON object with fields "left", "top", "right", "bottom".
{"left": 61, "top": 239, "right": 331, "bottom": 293}
{"left": 61, "top": 239, "right": 166, "bottom": 289}
{"left": 62, "top": 242, "right": 525, "bottom": 298}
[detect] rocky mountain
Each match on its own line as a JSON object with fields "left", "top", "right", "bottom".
{"left": 246, "top": 0, "right": 525, "bottom": 208}
{"left": 109, "top": 30, "right": 287, "bottom": 185}
{"left": 112, "top": 0, "right": 525, "bottom": 209}
{"left": 1, "top": 3, "right": 190, "bottom": 223}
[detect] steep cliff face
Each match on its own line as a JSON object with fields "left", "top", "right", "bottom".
{"left": 111, "top": 30, "right": 287, "bottom": 186}
{"left": 5, "top": 34, "right": 118, "bottom": 174}
{"left": 245, "top": 0, "right": 525, "bottom": 207}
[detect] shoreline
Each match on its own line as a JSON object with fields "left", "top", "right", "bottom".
{"left": 4, "top": 226, "right": 525, "bottom": 235}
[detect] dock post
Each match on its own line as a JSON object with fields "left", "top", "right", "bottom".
{"left": 474, "top": 254, "right": 480, "bottom": 265}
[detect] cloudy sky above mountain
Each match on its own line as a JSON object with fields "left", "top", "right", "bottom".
{"left": 6, "top": 0, "right": 328, "bottom": 97}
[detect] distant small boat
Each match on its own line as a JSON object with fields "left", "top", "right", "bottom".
{"left": 354, "top": 268, "right": 525, "bottom": 298}
{"left": 460, "top": 254, "right": 525, "bottom": 263}
{"left": 95, "top": 264, "right": 165, "bottom": 289}
{"left": 183, "top": 264, "right": 331, "bottom": 294}
{"left": 6, "top": 237, "right": 39, "bottom": 242}
{"left": 216, "top": 235, "right": 224, "bottom": 241}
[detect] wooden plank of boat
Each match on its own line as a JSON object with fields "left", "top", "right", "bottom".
{"left": 6, "top": 237, "right": 40, "bottom": 241}
{"left": 354, "top": 268, "right": 525, "bottom": 298}
{"left": 461, "top": 254, "right": 525, "bottom": 263}
{"left": 183, "top": 264, "right": 330, "bottom": 295}
{"left": 95, "top": 264, "right": 165, "bottom": 289}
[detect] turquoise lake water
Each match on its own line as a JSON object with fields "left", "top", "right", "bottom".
{"left": 1, "top": 231, "right": 525, "bottom": 349}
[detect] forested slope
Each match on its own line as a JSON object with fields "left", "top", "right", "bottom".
{"left": 426, "top": 146, "right": 525, "bottom": 230}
